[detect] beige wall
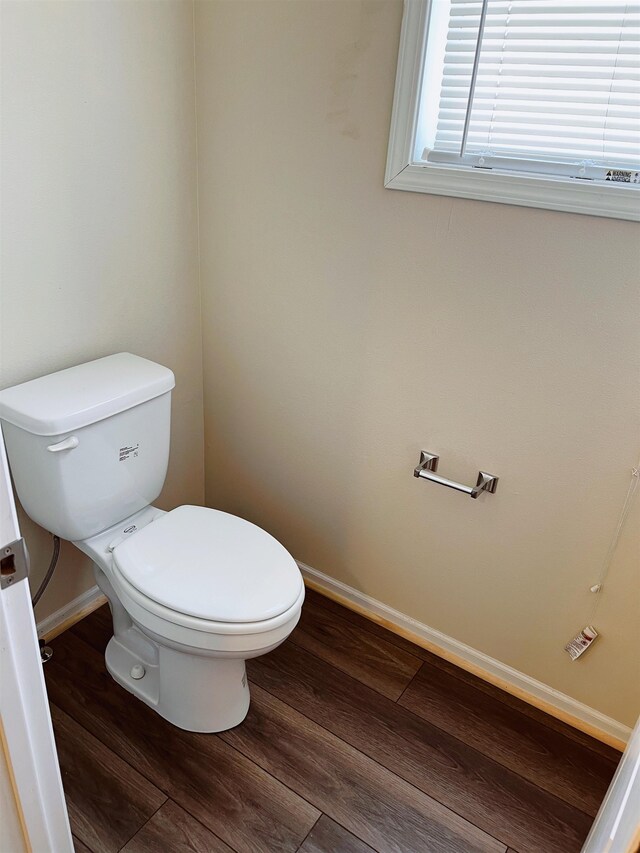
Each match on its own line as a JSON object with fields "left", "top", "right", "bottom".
{"left": 195, "top": 0, "right": 640, "bottom": 726}
{"left": 0, "top": 0, "right": 204, "bottom": 621}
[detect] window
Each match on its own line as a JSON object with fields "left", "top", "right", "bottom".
{"left": 385, "top": 0, "right": 640, "bottom": 219}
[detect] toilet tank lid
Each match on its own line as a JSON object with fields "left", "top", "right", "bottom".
{"left": 0, "top": 353, "right": 175, "bottom": 436}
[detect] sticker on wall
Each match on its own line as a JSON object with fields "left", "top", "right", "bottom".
{"left": 564, "top": 626, "right": 599, "bottom": 661}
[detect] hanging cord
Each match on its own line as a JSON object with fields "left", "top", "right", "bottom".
{"left": 589, "top": 462, "right": 640, "bottom": 622}
{"left": 31, "top": 534, "right": 61, "bottom": 608}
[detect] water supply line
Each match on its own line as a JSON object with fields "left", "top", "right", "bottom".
{"left": 32, "top": 534, "right": 60, "bottom": 663}
{"left": 32, "top": 534, "right": 60, "bottom": 608}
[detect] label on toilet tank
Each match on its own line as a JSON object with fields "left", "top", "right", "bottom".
{"left": 119, "top": 443, "right": 140, "bottom": 462}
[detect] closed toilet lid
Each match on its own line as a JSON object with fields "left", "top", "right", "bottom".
{"left": 112, "top": 506, "right": 303, "bottom": 623}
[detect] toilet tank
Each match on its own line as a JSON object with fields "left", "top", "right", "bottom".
{"left": 0, "top": 353, "right": 175, "bottom": 541}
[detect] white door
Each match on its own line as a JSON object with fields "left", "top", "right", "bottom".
{"left": 0, "top": 426, "right": 73, "bottom": 852}
{"left": 582, "top": 716, "right": 640, "bottom": 853}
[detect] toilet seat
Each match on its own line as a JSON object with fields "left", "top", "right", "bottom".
{"left": 110, "top": 558, "right": 305, "bottom": 638}
{"left": 112, "top": 505, "right": 303, "bottom": 625}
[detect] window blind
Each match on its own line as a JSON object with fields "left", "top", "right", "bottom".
{"left": 424, "top": 0, "right": 640, "bottom": 183}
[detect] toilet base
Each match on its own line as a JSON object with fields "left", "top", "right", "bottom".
{"left": 105, "top": 634, "right": 251, "bottom": 733}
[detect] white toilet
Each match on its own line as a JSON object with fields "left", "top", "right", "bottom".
{"left": 0, "top": 353, "right": 305, "bottom": 732}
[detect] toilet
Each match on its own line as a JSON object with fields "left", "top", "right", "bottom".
{"left": 0, "top": 353, "right": 304, "bottom": 732}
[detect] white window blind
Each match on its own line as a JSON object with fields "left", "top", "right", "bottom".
{"left": 421, "top": 0, "right": 640, "bottom": 183}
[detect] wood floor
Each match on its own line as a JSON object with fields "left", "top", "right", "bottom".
{"left": 44, "top": 588, "right": 620, "bottom": 853}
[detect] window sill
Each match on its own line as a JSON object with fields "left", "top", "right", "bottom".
{"left": 384, "top": 162, "right": 640, "bottom": 222}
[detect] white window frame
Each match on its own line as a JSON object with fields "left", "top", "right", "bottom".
{"left": 385, "top": 0, "right": 640, "bottom": 221}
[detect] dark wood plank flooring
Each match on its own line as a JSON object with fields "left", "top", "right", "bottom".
{"left": 51, "top": 704, "right": 165, "bottom": 853}
{"left": 120, "top": 801, "right": 234, "bottom": 853}
{"left": 298, "top": 817, "right": 374, "bottom": 853}
{"left": 44, "top": 586, "right": 619, "bottom": 853}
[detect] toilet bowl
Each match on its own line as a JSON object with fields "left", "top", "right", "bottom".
{"left": 77, "top": 503, "right": 304, "bottom": 731}
{"left": 0, "top": 353, "right": 304, "bottom": 732}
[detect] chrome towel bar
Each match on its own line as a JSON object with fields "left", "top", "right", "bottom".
{"left": 413, "top": 451, "right": 498, "bottom": 499}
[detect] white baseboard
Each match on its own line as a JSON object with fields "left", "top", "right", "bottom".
{"left": 34, "top": 565, "right": 631, "bottom": 750}
{"left": 36, "top": 585, "right": 106, "bottom": 642}
{"left": 297, "top": 561, "right": 632, "bottom": 751}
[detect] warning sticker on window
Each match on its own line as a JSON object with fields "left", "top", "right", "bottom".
{"left": 605, "top": 170, "right": 640, "bottom": 183}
